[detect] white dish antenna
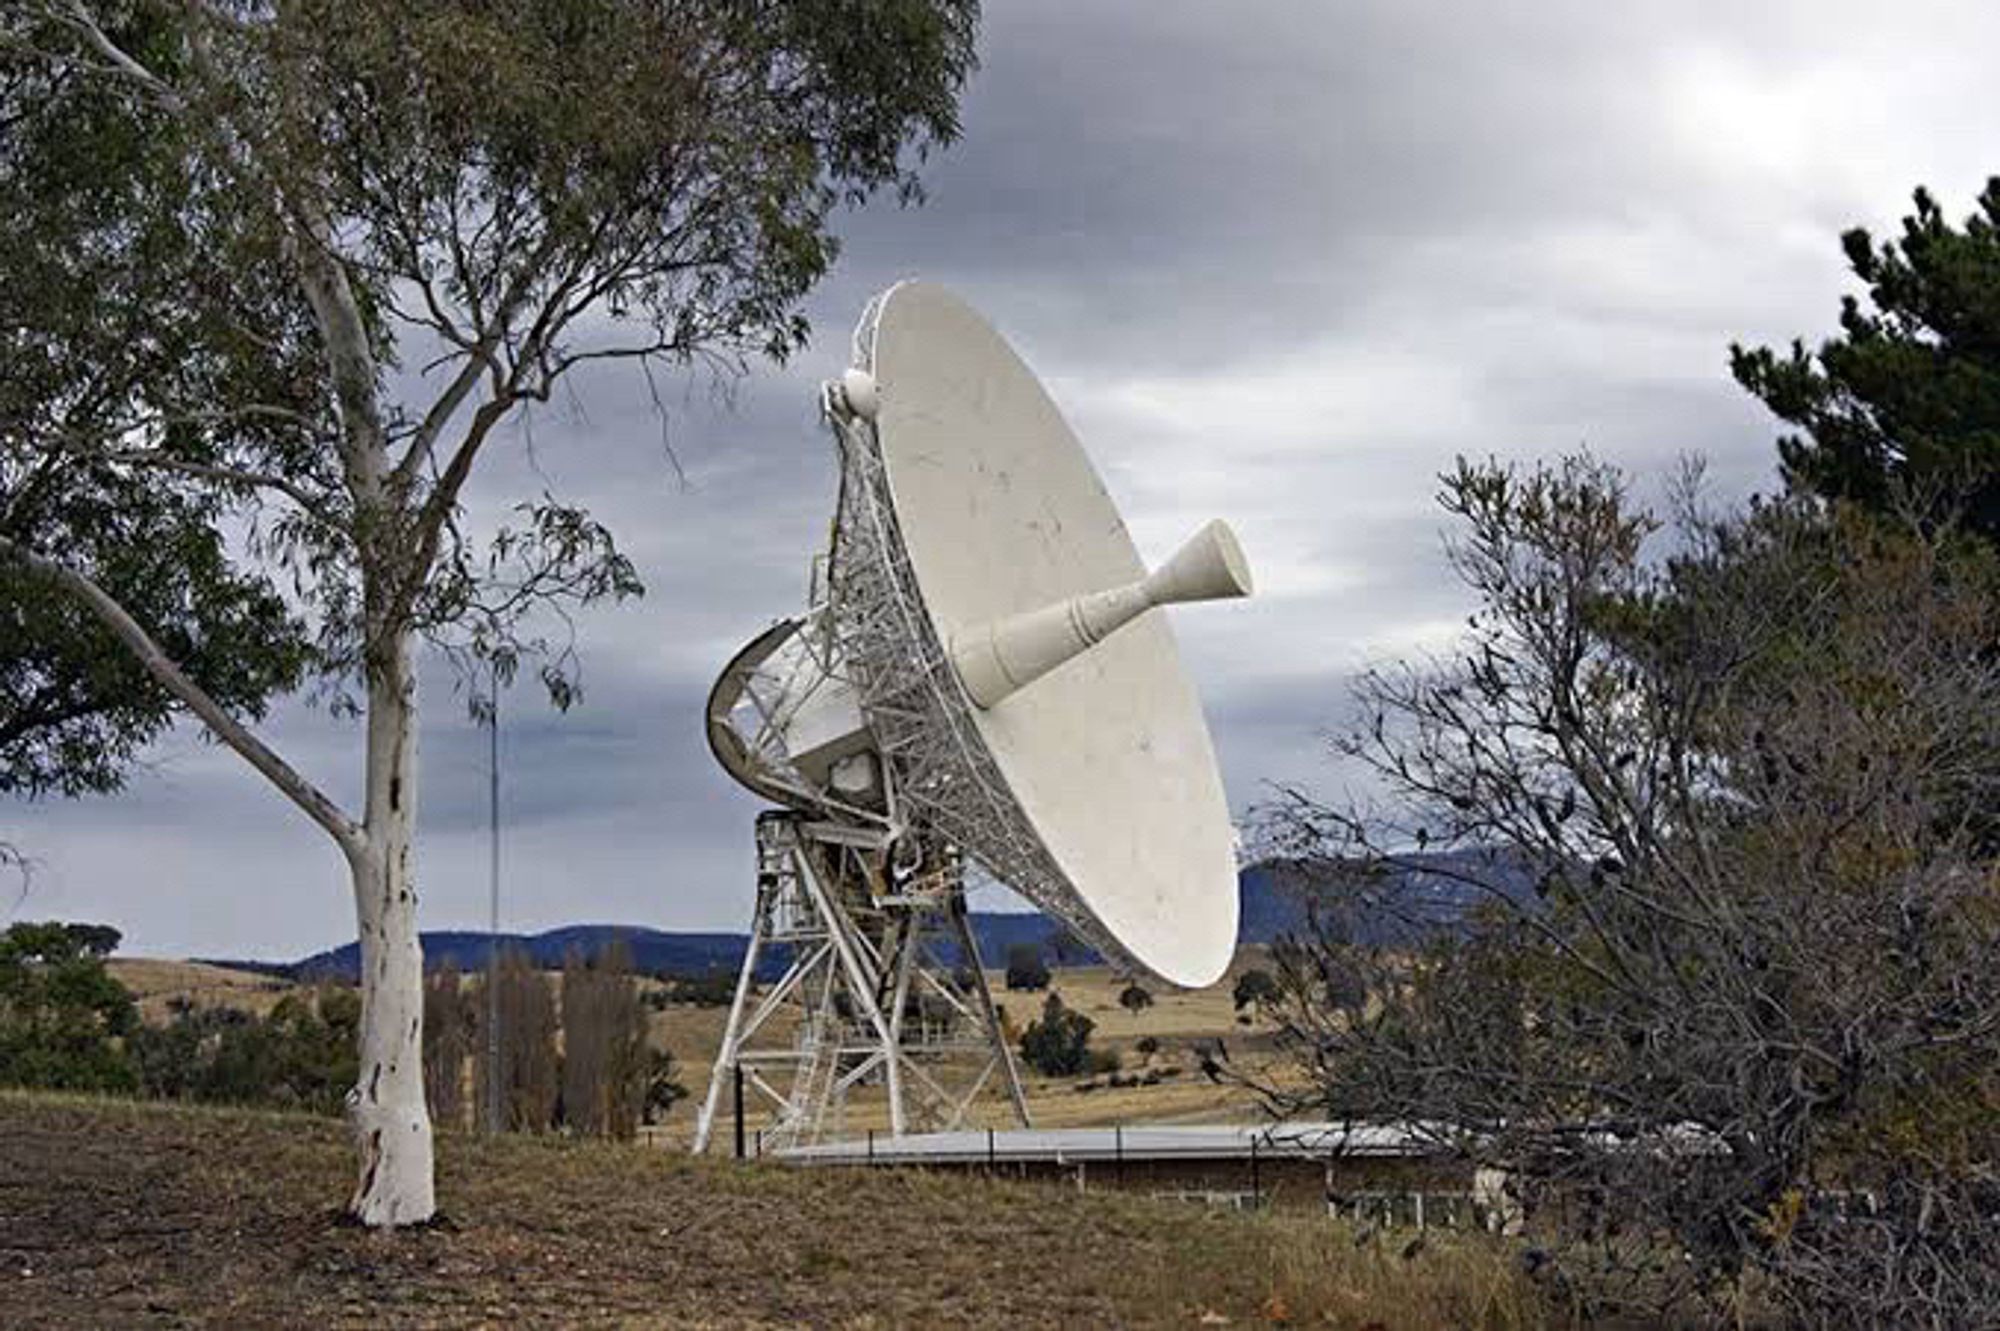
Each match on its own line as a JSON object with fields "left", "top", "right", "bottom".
{"left": 696, "top": 282, "right": 1250, "bottom": 1150}
{"left": 844, "top": 282, "right": 1248, "bottom": 986}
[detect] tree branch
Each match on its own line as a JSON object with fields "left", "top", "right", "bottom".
{"left": 0, "top": 535, "right": 363, "bottom": 859}
{"left": 48, "top": 0, "right": 181, "bottom": 108}
{"left": 103, "top": 450, "right": 335, "bottom": 517}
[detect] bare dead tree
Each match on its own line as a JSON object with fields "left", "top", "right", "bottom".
{"left": 421, "top": 959, "right": 472, "bottom": 1129}
{"left": 474, "top": 947, "right": 557, "bottom": 1134}
{"left": 1249, "top": 456, "right": 2000, "bottom": 1325}
{"left": 559, "top": 941, "right": 646, "bottom": 1139}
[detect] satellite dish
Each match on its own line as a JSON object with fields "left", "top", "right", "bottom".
{"left": 694, "top": 282, "right": 1251, "bottom": 1152}
{"left": 856, "top": 282, "right": 1247, "bottom": 986}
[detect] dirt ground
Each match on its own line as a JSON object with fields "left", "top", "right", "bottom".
{"left": 0, "top": 1092, "right": 1548, "bottom": 1329}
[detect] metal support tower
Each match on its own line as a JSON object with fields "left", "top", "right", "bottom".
{"left": 693, "top": 811, "right": 1029, "bottom": 1154}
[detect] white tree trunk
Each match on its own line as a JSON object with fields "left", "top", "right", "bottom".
{"left": 346, "top": 629, "right": 436, "bottom": 1225}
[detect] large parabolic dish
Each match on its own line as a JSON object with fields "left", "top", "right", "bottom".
{"left": 833, "top": 283, "right": 1245, "bottom": 988}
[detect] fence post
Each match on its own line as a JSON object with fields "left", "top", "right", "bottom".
{"left": 868, "top": 1127, "right": 875, "bottom": 1163}
{"left": 987, "top": 1126, "right": 996, "bottom": 1171}
{"left": 1250, "top": 1134, "right": 1261, "bottom": 1208}
{"left": 1116, "top": 1123, "right": 1125, "bottom": 1186}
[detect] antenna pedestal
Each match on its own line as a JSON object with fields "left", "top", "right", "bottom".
{"left": 692, "top": 812, "right": 1030, "bottom": 1155}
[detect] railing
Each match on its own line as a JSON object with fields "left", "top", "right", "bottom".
{"left": 1330, "top": 1191, "right": 1487, "bottom": 1230}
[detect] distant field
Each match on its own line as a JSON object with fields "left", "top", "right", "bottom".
{"left": 646, "top": 953, "right": 1288, "bottom": 1146}
{"left": 0, "top": 1092, "right": 1553, "bottom": 1328}
{"left": 117, "top": 949, "right": 1294, "bottom": 1145}
{"left": 106, "top": 957, "right": 294, "bottom": 1023}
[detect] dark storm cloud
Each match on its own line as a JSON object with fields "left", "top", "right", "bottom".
{"left": 13, "top": 0, "right": 2000, "bottom": 957}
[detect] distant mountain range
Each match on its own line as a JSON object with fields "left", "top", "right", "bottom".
{"left": 220, "top": 851, "right": 1533, "bottom": 982}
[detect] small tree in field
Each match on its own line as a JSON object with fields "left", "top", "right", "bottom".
{"left": 1019, "top": 993, "right": 1095, "bottom": 1078}
{"left": 1117, "top": 981, "right": 1153, "bottom": 1015}
{"left": 0, "top": 0, "right": 977, "bottom": 1224}
{"left": 1004, "top": 943, "right": 1050, "bottom": 992}
{"left": 642, "top": 1048, "right": 687, "bottom": 1125}
{"left": 1230, "top": 968, "right": 1278, "bottom": 1013}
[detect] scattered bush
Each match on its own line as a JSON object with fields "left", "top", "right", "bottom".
{"left": 1003, "top": 943, "right": 1049, "bottom": 992}
{"left": 643, "top": 1048, "right": 687, "bottom": 1124}
{"left": 1117, "top": 982, "right": 1153, "bottom": 1014}
{"left": 1231, "top": 967, "right": 1279, "bottom": 1012}
{"left": 0, "top": 921, "right": 137, "bottom": 1093}
{"left": 1018, "top": 992, "right": 1095, "bottom": 1077}
{"left": 650, "top": 968, "right": 737, "bottom": 1008}
{"left": 129, "top": 985, "right": 359, "bottom": 1113}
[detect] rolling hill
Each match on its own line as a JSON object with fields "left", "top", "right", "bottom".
{"left": 261, "top": 851, "right": 1534, "bottom": 981}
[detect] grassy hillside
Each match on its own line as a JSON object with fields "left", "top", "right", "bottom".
{"left": 106, "top": 957, "right": 294, "bottom": 1023}
{"left": 0, "top": 1092, "right": 1553, "bottom": 1328}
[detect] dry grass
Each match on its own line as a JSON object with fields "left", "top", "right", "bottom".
{"left": 106, "top": 957, "right": 294, "bottom": 1023}
{"left": 117, "top": 949, "right": 1292, "bottom": 1141}
{"left": 0, "top": 1091, "right": 1561, "bottom": 1328}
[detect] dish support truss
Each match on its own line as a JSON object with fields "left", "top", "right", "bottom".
{"left": 692, "top": 811, "right": 1029, "bottom": 1154}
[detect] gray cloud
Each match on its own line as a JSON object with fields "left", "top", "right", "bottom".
{"left": 11, "top": 1, "right": 1999, "bottom": 958}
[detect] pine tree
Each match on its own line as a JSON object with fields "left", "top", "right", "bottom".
{"left": 1732, "top": 180, "right": 2000, "bottom": 544}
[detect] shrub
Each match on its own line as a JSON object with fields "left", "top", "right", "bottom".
{"left": 0, "top": 921, "right": 137, "bottom": 1092}
{"left": 1004, "top": 943, "right": 1049, "bottom": 992}
{"left": 130, "top": 984, "right": 358, "bottom": 1113}
{"left": 1018, "top": 992, "right": 1095, "bottom": 1077}
{"left": 1231, "top": 967, "right": 1279, "bottom": 1012}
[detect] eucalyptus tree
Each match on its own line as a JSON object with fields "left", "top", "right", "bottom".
{"left": 1, "top": 2, "right": 309, "bottom": 798}
{"left": 0, "top": 0, "right": 978, "bottom": 1224}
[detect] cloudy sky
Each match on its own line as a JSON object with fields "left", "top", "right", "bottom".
{"left": 12, "top": 0, "right": 1999, "bottom": 960}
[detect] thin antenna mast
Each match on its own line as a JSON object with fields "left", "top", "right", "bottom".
{"left": 484, "top": 661, "right": 503, "bottom": 1133}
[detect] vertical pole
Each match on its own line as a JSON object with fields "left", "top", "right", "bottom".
{"left": 732, "top": 1062, "right": 746, "bottom": 1160}
{"left": 1116, "top": 1123, "right": 1125, "bottom": 1186}
{"left": 1250, "top": 1135, "right": 1261, "bottom": 1208}
{"left": 484, "top": 662, "right": 503, "bottom": 1135}
{"left": 883, "top": 912, "right": 918, "bottom": 1138}
{"left": 988, "top": 1126, "right": 996, "bottom": 1171}
{"left": 868, "top": 1128, "right": 875, "bottom": 1163}
{"left": 693, "top": 827, "right": 774, "bottom": 1154}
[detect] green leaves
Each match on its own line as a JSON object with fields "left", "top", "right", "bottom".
{"left": 5, "top": 0, "right": 978, "bottom": 793}
{"left": 1732, "top": 178, "right": 2000, "bottom": 546}
{"left": 0, "top": 920, "right": 140, "bottom": 1094}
